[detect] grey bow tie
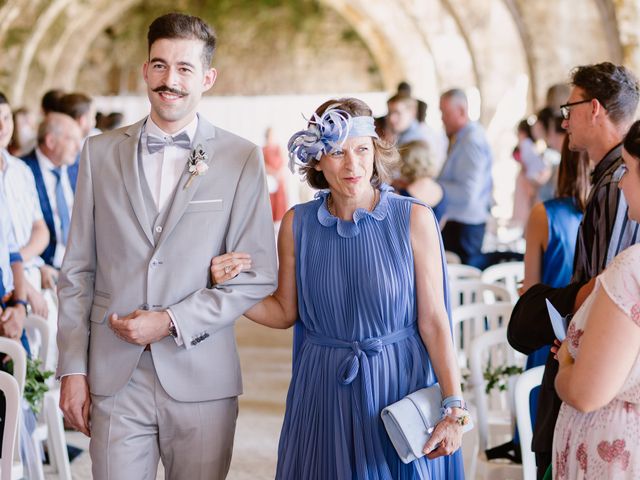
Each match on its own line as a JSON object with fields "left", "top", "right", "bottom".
{"left": 146, "top": 131, "right": 191, "bottom": 154}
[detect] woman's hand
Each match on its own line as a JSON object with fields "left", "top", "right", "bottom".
{"left": 210, "top": 252, "right": 252, "bottom": 285}
{"left": 422, "top": 413, "right": 464, "bottom": 459}
{"left": 553, "top": 340, "right": 573, "bottom": 368}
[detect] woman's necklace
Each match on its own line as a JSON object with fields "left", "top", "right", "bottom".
{"left": 328, "top": 188, "right": 378, "bottom": 218}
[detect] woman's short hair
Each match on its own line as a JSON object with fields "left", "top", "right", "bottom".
{"left": 398, "top": 141, "right": 436, "bottom": 182}
{"left": 298, "top": 97, "right": 398, "bottom": 190}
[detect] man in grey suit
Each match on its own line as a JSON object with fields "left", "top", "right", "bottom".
{"left": 56, "top": 13, "right": 277, "bottom": 479}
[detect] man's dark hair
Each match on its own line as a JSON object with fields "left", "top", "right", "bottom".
{"left": 537, "top": 107, "right": 564, "bottom": 134}
{"left": 397, "top": 81, "right": 411, "bottom": 96}
{"left": 0, "top": 92, "right": 8, "bottom": 106}
{"left": 55, "top": 93, "right": 92, "bottom": 120}
{"left": 147, "top": 13, "right": 217, "bottom": 68}
{"left": 41, "top": 89, "right": 64, "bottom": 114}
{"left": 571, "top": 62, "right": 639, "bottom": 125}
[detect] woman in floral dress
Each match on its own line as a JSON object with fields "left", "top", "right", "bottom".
{"left": 552, "top": 119, "right": 640, "bottom": 479}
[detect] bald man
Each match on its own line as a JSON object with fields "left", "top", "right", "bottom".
{"left": 22, "top": 113, "right": 83, "bottom": 269}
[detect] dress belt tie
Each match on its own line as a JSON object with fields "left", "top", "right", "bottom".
{"left": 305, "top": 323, "right": 418, "bottom": 386}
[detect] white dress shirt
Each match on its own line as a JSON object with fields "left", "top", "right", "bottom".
{"left": 141, "top": 115, "right": 199, "bottom": 346}
{"left": 1, "top": 150, "right": 45, "bottom": 271}
{"left": 35, "top": 148, "right": 74, "bottom": 268}
{"left": 141, "top": 116, "right": 198, "bottom": 211}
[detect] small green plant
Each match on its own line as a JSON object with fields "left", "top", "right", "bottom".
{"left": 6, "top": 357, "right": 54, "bottom": 414}
{"left": 24, "top": 358, "right": 54, "bottom": 414}
{"left": 483, "top": 364, "right": 523, "bottom": 394}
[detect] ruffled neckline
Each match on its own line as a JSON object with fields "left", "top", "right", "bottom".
{"left": 316, "top": 184, "right": 392, "bottom": 238}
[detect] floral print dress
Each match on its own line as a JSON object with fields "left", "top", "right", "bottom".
{"left": 553, "top": 244, "right": 640, "bottom": 479}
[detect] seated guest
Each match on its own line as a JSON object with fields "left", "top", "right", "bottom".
{"left": 394, "top": 140, "right": 448, "bottom": 224}
{"left": 386, "top": 94, "right": 429, "bottom": 147}
{"left": 8, "top": 107, "right": 36, "bottom": 157}
{"left": 22, "top": 113, "right": 82, "bottom": 270}
{"left": 54, "top": 92, "right": 101, "bottom": 141}
{"left": 1, "top": 93, "right": 54, "bottom": 354}
{"left": 551, "top": 120, "right": 640, "bottom": 479}
{"left": 437, "top": 88, "right": 493, "bottom": 267}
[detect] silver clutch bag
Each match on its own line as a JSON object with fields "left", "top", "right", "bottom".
{"left": 380, "top": 383, "right": 473, "bottom": 464}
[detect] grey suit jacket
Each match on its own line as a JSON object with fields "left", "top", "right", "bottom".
{"left": 56, "top": 116, "right": 277, "bottom": 401}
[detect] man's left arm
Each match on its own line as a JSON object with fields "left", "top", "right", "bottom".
{"left": 168, "top": 145, "right": 278, "bottom": 348}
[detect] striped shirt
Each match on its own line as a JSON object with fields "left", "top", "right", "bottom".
{"left": 572, "top": 144, "right": 640, "bottom": 281}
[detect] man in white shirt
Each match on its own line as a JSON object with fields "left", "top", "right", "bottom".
{"left": 1, "top": 92, "right": 56, "bottom": 356}
{"left": 21, "top": 113, "right": 82, "bottom": 274}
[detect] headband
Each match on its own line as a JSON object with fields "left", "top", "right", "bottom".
{"left": 287, "top": 108, "right": 379, "bottom": 172}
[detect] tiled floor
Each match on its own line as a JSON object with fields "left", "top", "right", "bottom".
{"left": 46, "top": 317, "right": 292, "bottom": 479}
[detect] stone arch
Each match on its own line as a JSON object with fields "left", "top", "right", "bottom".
{"left": 12, "top": 0, "right": 75, "bottom": 105}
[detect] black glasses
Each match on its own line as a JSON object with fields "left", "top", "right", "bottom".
{"left": 559, "top": 98, "right": 605, "bottom": 120}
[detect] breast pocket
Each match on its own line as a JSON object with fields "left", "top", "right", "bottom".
{"left": 185, "top": 199, "right": 224, "bottom": 213}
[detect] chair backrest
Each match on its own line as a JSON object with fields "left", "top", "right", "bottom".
{"left": 449, "top": 279, "right": 513, "bottom": 309}
{"left": 515, "top": 366, "right": 544, "bottom": 480}
{"left": 24, "top": 314, "right": 51, "bottom": 370}
{"left": 0, "top": 371, "right": 20, "bottom": 480}
{"left": 481, "top": 261, "right": 524, "bottom": 300}
{"left": 448, "top": 264, "right": 482, "bottom": 282}
{"left": 451, "top": 302, "right": 514, "bottom": 369}
{"left": 469, "top": 327, "right": 525, "bottom": 452}
{"left": 0, "top": 337, "right": 26, "bottom": 470}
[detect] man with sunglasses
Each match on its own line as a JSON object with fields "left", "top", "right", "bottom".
{"left": 508, "top": 62, "right": 640, "bottom": 479}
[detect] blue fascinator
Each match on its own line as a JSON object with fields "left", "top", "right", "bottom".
{"left": 287, "top": 107, "right": 378, "bottom": 172}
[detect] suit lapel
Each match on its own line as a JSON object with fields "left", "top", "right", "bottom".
{"left": 155, "top": 115, "right": 216, "bottom": 250}
{"left": 118, "top": 120, "right": 154, "bottom": 246}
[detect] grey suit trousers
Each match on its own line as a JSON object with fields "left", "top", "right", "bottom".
{"left": 90, "top": 352, "right": 238, "bottom": 480}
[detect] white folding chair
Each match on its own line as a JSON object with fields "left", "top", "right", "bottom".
{"left": 515, "top": 366, "right": 544, "bottom": 480}
{"left": 468, "top": 328, "right": 525, "bottom": 480}
{"left": 24, "top": 316, "right": 72, "bottom": 480}
{"left": 481, "top": 262, "right": 524, "bottom": 301}
{"left": 448, "top": 263, "right": 482, "bottom": 282}
{"left": 0, "top": 338, "right": 26, "bottom": 480}
{"left": 449, "top": 279, "right": 513, "bottom": 309}
{"left": 451, "top": 302, "right": 514, "bottom": 369}
{"left": 0, "top": 372, "right": 20, "bottom": 480}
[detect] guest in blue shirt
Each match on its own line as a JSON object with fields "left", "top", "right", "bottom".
{"left": 438, "top": 89, "right": 493, "bottom": 267}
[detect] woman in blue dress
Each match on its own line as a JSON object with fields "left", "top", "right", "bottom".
{"left": 212, "top": 98, "right": 468, "bottom": 479}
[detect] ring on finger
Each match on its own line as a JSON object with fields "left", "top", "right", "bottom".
{"left": 224, "top": 265, "right": 232, "bottom": 274}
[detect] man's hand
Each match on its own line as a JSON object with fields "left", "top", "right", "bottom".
{"left": 109, "top": 310, "right": 172, "bottom": 346}
{"left": 40, "top": 265, "right": 59, "bottom": 290}
{"left": 60, "top": 375, "right": 91, "bottom": 436}
{"left": 0, "top": 305, "right": 26, "bottom": 340}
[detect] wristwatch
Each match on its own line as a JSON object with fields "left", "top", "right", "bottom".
{"left": 168, "top": 318, "right": 178, "bottom": 338}
{"left": 14, "top": 299, "right": 30, "bottom": 315}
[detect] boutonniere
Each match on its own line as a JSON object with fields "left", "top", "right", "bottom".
{"left": 184, "top": 144, "right": 209, "bottom": 189}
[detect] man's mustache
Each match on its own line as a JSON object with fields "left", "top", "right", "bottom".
{"left": 153, "top": 86, "right": 188, "bottom": 96}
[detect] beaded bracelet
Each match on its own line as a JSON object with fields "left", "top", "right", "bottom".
{"left": 441, "top": 407, "right": 471, "bottom": 427}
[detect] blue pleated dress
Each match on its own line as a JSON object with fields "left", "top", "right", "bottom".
{"left": 275, "top": 184, "right": 465, "bottom": 479}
